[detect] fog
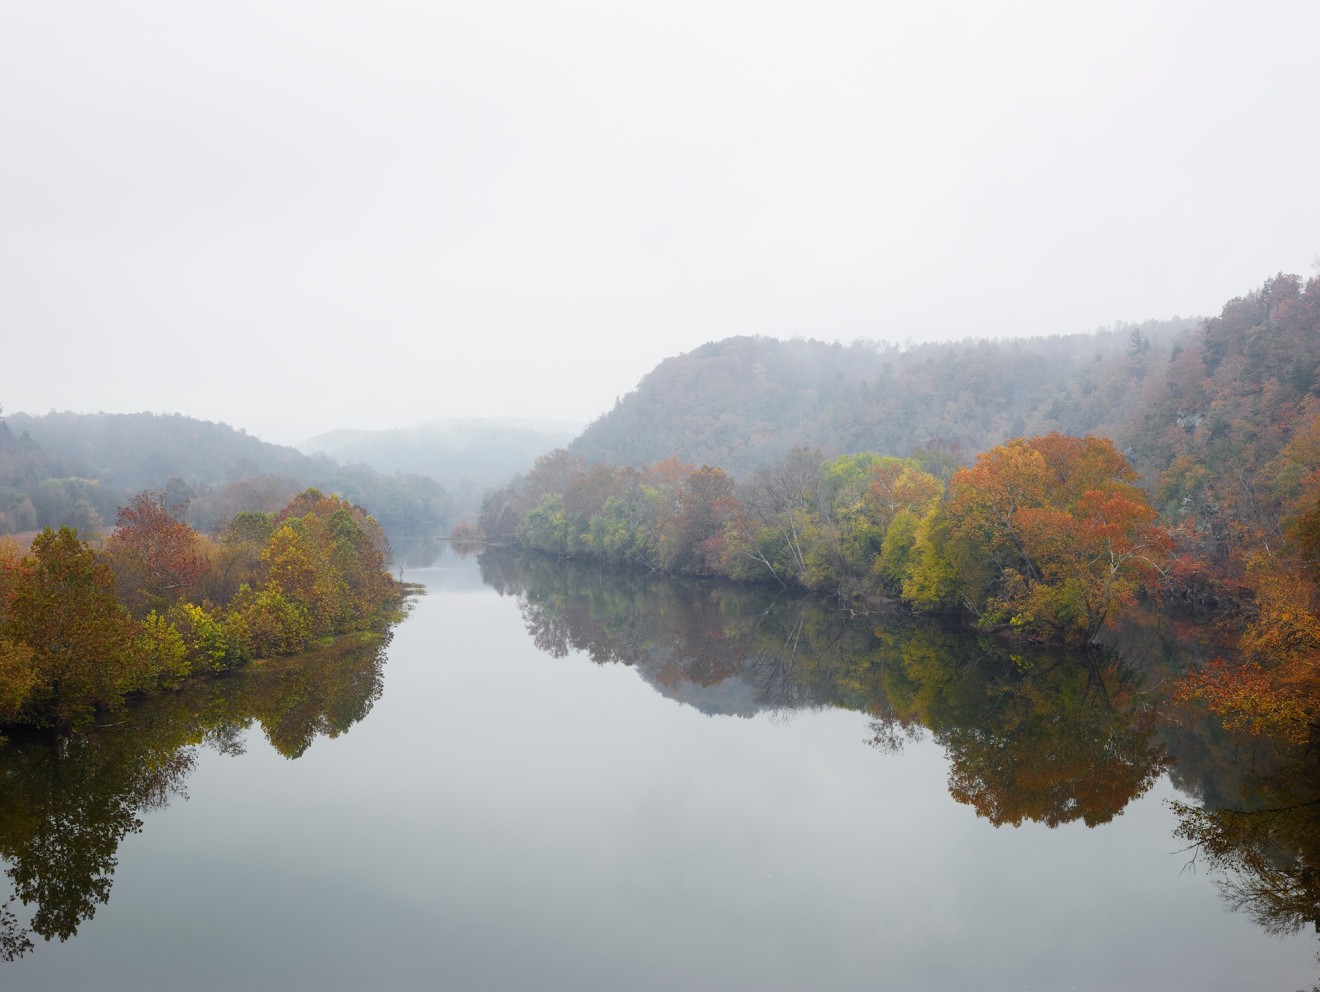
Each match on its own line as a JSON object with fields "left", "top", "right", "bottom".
{"left": 2, "top": 1, "right": 1317, "bottom": 445}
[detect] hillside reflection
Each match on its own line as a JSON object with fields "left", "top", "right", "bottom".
{"left": 0, "top": 634, "right": 389, "bottom": 960}
{"left": 482, "top": 550, "right": 1169, "bottom": 827}
{"left": 487, "top": 549, "right": 1320, "bottom": 950}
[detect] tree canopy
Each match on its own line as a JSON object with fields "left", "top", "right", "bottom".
{"left": 0, "top": 489, "right": 401, "bottom": 733}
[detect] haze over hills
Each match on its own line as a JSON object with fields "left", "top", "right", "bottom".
{"left": 0, "top": 411, "right": 450, "bottom": 537}
{"left": 0, "top": 411, "right": 575, "bottom": 539}
{"left": 6, "top": 272, "right": 1317, "bottom": 546}
{"left": 568, "top": 318, "right": 1198, "bottom": 478}
{"left": 0, "top": 314, "right": 1216, "bottom": 541}
{"left": 496, "top": 271, "right": 1319, "bottom": 512}
{"left": 302, "top": 418, "right": 579, "bottom": 511}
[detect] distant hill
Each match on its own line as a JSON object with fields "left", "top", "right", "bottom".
{"left": 303, "top": 418, "right": 579, "bottom": 510}
{"left": 0, "top": 411, "right": 450, "bottom": 536}
{"left": 569, "top": 321, "right": 1196, "bottom": 477}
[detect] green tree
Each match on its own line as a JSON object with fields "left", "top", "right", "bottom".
{"left": 167, "top": 601, "right": 252, "bottom": 673}
{"left": 1, "top": 527, "right": 141, "bottom": 727}
{"left": 134, "top": 611, "right": 190, "bottom": 690}
{"left": 230, "top": 582, "right": 309, "bottom": 657}
{"left": 519, "top": 493, "right": 569, "bottom": 556}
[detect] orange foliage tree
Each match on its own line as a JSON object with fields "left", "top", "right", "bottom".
{"left": 1177, "top": 410, "right": 1320, "bottom": 745}
{"left": 104, "top": 490, "right": 210, "bottom": 617}
{"left": 911, "top": 434, "right": 1171, "bottom": 642}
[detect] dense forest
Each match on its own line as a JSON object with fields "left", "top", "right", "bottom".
{"left": 0, "top": 411, "right": 451, "bottom": 537}
{"left": 0, "top": 488, "right": 401, "bottom": 733}
{"left": 476, "top": 272, "right": 1320, "bottom": 754}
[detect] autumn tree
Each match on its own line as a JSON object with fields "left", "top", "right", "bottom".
{"left": 229, "top": 582, "right": 310, "bottom": 657}
{"left": 519, "top": 494, "right": 569, "bottom": 556}
{"left": 0, "top": 479, "right": 403, "bottom": 733}
{"left": 233, "top": 489, "right": 399, "bottom": 646}
{"left": 868, "top": 460, "right": 945, "bottom": 594}
{"left": 105, "top": 490, "right": 210, "bottom": 617}
{"left": 910, "top": 434, "right": 1169, "bottom": 642}
{"left": 580, "top": 468, "right": 654, "bottom": 566}
{"left": 0, "top": 539, "right": 36, "bottom": 728}
{"left": 1009, "top": 489, "right": 1172, "bottom": 641}
{"left": 658, "top": 465, "right": 737, "bottom": 574}
{"left": 1175, "top": 405, "right": 1320, "bottom": 747}
{"left": 1, "top": 527, "right": 142, "bottom": 727}
{"left": 1176, "top": 556, "right": 1320, "bottom": 746}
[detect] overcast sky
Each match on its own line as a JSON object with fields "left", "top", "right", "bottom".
{"left": 2, "top": 1, "right": 1317, "bottom": 446}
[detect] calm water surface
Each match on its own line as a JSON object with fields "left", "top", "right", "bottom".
{"left": 2, "top": 550, "right": 1316, "bottom": 991}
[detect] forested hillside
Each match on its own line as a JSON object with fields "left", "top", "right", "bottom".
{"left": 0, "top": 412, "right": 450, "bottom": 537}
{"left": 481, "top": 272, "right": 1320, "bottom": 753}
{"left": 570, "top": 318, "right": 1195, "bottom": 477}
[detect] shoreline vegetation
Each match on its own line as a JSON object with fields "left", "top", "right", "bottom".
{"left": 0, "top": 487, "right": 403, "bottom": 738}
{"left": 468, "top": 434, "right": 1173, "bottom": 645}
{"left": 462, "top": 272, "right": 1320, "bottom": 756}
{"left": 468, "top": 431, "right": 1319, "bottom": 755}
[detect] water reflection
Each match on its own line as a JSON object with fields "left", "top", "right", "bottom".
{"left": 487, "top": 549, "right": 1320, "bottom": 954}
{"left": 0, "top": 634, "right": 389, "bottom": 959}
{"left": 482, "top": 549, "right": 1169, "bottom": 828}
{"left": 1173, "top": 749, "right": 1320, "bottom": 939}
{"left": 5, "top": 548, "right": 1317, "bottom": 977}
{"left": 387, "top": 531, "right": 453, "bottom": 570}
{"left": 883, "top": 640, "right": 1166, "bottom": 827}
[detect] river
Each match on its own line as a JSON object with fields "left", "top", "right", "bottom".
{"left": 2, "top": 548, "right": 1316, "bottom": 990}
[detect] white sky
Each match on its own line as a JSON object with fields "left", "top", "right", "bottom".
{"left": 2, "top": 1, "right": 1317, "bottom": 446}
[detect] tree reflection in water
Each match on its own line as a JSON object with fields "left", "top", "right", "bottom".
{"left": 1172, "top": 748, "right": 1320, "bottom": 941}
{"left": 0, "top": 633, "right": 390, "bottom": 959}
{"left": 487, "top": 548, "right": 1320, "bottom": 951}
{"left": 487, "top": 549, "right": 1169, "bottom": 826}
{"left": 874, "top": 634, "right": 1167, "bottom": 827}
